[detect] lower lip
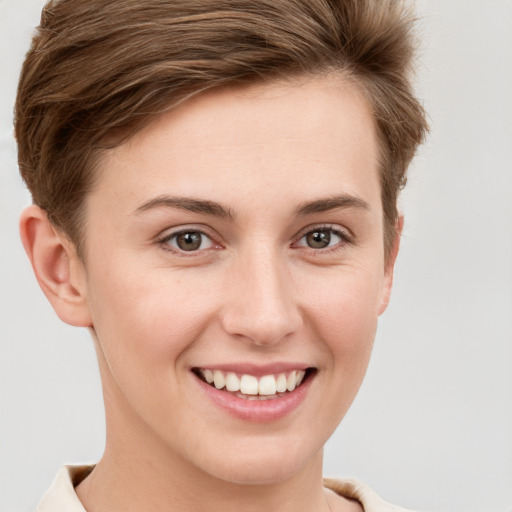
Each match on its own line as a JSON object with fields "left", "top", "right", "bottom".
{"left": 195, "top": 374, "right": 313, "bottom": 423}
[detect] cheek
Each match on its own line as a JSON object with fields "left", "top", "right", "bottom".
{"left": 303, "top": 264, "right": 383, "bottom": 366}
{"left": 304, "top": 269, "right": 382, "bottom": 427}
{"left": 85, "top": 266, "right": 222, "bottom": 431}
{"left": 86, "top": 262, "right": 216, "bottom": 373}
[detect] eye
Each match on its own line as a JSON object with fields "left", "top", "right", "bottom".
{"left": 161, "top": 230, "right": 214, "bottom": 252}
{"left": 295, "top": 227, "right": 347, "bottom": 250}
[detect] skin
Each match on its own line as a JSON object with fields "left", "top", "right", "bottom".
{"left": 21, "top": 75, "right": 401, "bottom": 512}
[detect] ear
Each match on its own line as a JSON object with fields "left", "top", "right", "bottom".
{"left": 378, "top": 215, "right": 404, "bottom": 315}
{"left": 19, "top": 205, "right": 93, "bottom": 327}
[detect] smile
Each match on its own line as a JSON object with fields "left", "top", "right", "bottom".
{"left": 193, "top": 368, "right": 311, "bottom": 400}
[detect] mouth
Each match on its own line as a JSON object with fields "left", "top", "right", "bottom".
{"left": 192, "top": 367, "right": 315, "bottom": 401}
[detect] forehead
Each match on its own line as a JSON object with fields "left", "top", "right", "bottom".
{"left": 91, "top": 75, "right": 380, "bottom": 216}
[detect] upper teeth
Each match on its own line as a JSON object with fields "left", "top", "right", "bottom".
{"left": 199, "top": 369, "right": 306, "bottom": 396}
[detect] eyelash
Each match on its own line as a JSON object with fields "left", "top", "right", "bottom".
{"left": 156, "top": 225, "right": 354, "bottom": 256}
{"left": 157, "top": 227, "right": 220, "bottom": 256}
{"left": 293, "top": 224, "right": 354, "bottom": 254}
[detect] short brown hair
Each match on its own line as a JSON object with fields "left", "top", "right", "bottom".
{"left": 15, "top": 0, "right": 427, "bottom": 258}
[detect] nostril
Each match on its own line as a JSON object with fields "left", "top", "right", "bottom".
{"left": 220, "top": 306, "right": 303, "bottom": 346}
{"left": 219, "top": 260, "right": 302, "bottom": 345}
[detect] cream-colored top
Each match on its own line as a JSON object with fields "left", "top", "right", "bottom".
{"left": 37, "top": 466, "right": 414, "bottom": 512}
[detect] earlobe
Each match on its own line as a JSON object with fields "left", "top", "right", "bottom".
{"left": 378, "top": 215, "right": 404, "bottom": 316}
{"left": 19, "top": 205, "right": 93, "bottom": 327}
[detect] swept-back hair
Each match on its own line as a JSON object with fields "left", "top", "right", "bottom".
{"left": 15, "top": 0, "right": 427, "bottom": 258}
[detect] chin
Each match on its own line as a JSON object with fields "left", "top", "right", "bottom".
{"left": 205, "top": 459, "right": 308, "bottom": 486}
{"left": 190, "top": 435, "right": 323, "bottom": 486}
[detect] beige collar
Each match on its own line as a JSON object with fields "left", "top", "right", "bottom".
{"left": 37, "top": 466, "right": 413, "bottom": 512}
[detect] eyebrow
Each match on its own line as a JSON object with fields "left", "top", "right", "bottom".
{"left": 134, "top": 193, "right": 369, "bottom": 219}
{"left": 134, "top": 195, "right": 235, "bottom": 219}
{"left": 294, "top": 194, "right": 370, "bottom": 216}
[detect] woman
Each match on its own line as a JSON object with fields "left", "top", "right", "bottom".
{"left": 14, "top": 1, "right": 427, "bottom": 510}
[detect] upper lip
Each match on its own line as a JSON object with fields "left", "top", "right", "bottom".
{"left": 191, "top": 362, "right": 312, "bottom": 377}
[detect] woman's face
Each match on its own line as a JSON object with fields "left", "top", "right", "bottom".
{"left": 79, "top": 76, "right": 396, "bottom": 484}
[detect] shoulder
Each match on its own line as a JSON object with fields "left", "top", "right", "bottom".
{"left": 324, "top": 477, "right": 416, "bottom": 512}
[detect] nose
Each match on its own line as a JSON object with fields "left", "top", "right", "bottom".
{"left": 220, "top": 248, "right": 303, "bottom": 346}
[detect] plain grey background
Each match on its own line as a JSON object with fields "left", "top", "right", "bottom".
{"left": 1, "top": 1, "right": 511, "bottom": 511}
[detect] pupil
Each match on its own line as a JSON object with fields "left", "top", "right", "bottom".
{"left": 307, "top": 230, "right": 330, "bottom": 248}
{"left": 177, "top": 232, "right": 201, "bottom": 251}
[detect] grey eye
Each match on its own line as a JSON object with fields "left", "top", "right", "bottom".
{"left": 306, "top": 230, "right": 331, "bottom": 248}
{"left": 167, "top": 231, "right": 213, "bottom": 252}
{"left": 297, "top": 228, "right": 343, "bottom": 249}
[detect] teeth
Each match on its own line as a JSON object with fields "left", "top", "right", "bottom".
{"left": 258, "top": 375, "right": 277, "bottom": 395}
{"left": 225, "top": 372, "right": 241, "bottom": 392}
{"left": 213, "top": 370, "right": 225, "bottom": 389}
{"left": 198, "top": 368, "right": 308, "bottom": 396}
{"left": 276, "top": 373, "right": 287, "bottom": 393}
{"left": 287, "top": 371, "right": 297, "bottom": 392}
{"left": 240, "top": 375, "right": 259, "bottom": 395}
{"left": 203, "top": 369, "right": 214, "bottom": 384}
